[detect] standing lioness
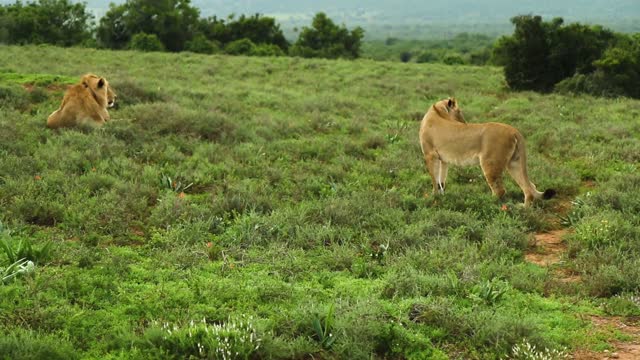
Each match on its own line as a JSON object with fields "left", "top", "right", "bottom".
{"left": 47, "top": 73, "right": 116, "bottom": 129}
{"left": 419, "top": 98, "right": 555, "bottom": 207}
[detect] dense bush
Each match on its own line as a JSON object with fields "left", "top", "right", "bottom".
{"left": 224, "top": 38, "right": 256, "bottom": 56}
{"left": 0, "top": 0, "right": 93, "bottom": 46}
{"left": 494, "top": 15, "right": 639, "bottom": 98}
{"left": 557, "top": 34, "right": 640, "bottom": 98}
{"left": 184, "top": 33, "right": 220, "bottom": 54}
{"left": 96, "top": 0, "right": 290, "bottom": 56}
{"left": 97, "top": 0, "right": 201, "bottom": 51}
{"left": 128, "top": 32, "right": 165, "bottom": 52}
{"left": 290, "top": 12, "right": 364, "bottom": 59}
{"left": 200, "top": 13, "right": 289, "bottom": 53}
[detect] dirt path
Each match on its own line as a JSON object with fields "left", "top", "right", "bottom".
{"left": 525, "top": 220, "right": 639, "bottom": 359}
{"left": 525, "top": 229, "right": 580, "bottom": 283}
{"left": 525, "top": 229, "right": 569, "bottom": 266}
{"left": 572, "top": 316, "right": 640, "bottom": 359}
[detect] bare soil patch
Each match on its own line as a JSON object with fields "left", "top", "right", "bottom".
{"left": 525, "top": 229, "right": 569, "bottom": 266}
{"left": 573, "top": 317, "right": 640, "bottom": 359}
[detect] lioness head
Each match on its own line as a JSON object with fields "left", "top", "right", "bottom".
{"left": 434, "top": 97, "right": 466, "bottom": 123}
{"left": 107, "top": 85, "right": 117, "bottom": 108}
{"left": 82, "top": 74, "right": 116, "bottom": 108}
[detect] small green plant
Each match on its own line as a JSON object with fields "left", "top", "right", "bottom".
{"left": 470, "top": 279, "right": 508, "bottom": 306}
{"left": 312, "top": 304, "right": 337, "bottom": 349}
{"left": 446, "top": 271, "right": 465, "bottom": 296}
{"left": 2, "top": 258, "right": 35, "bottom": 283}
{"left": 368, "top": 241, "right": 389, "bottom": 263}
{"left": 143, "top": 316, "right": 261, "bottom": 359}
{"left": 507, "top": 339, "right": 568, "bottom": 360}
{"left": 602, "top": 293, "right": 640, "bottom": 317}
{"left": 0, "top": 236, "right": 53, "bottom": 265}
{"left": 160, "top": 173, "right": 193, "bottom": 193}
{"left": 559, "top": 196, "right": 589, "bottom": 227}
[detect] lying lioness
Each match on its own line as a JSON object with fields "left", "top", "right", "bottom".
{"left": 47, "top": 73, "right": 116, "bottom": 129}
{"left": 419, "top": 98, "right": 555, "bottom": 207}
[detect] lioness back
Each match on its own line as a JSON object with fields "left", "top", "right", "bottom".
{"left": 46, "top": 74, "right": 116, "bottom": 129}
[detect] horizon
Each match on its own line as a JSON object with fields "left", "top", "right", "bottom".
{"left": 0, "top": 0, "right": 638, "bottom": 38}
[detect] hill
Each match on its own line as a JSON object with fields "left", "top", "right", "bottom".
{"left": 1, "top": 45, "right": 639, "bottom": 359}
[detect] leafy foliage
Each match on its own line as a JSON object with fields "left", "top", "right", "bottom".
{"left": 129, "top": 32, "right": 165, "bottom": 52}
{"left": 495, "top": 15, "right": 639, "bottom": 98}
{"left": 96, "top": 0, "right": 201, "bottom": 51}
{"left": 0, "top": 0, "right": 94, "bottom": 46}
{"left": 291, "top": 12, "right": 364, "bottom": 59}
{"left": 200, "top": 13, "right": 289, "bottom": 52}
{"left": 312, "top": 304, "right": 337, "bottom": 349}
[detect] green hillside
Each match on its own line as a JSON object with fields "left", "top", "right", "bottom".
{"left": 1, "top": 45, "right": 639, "bottom": 359}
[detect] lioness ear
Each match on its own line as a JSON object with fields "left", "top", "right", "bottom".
{"left": 97, "top": 78, "right": 105, "bottom": 88}
{"left": 447, "top": 98, "right": 454, "bottom": 108}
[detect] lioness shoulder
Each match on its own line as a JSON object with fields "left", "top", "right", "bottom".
{"left": 46, "top": 73, "right": 116, "bottom": 129}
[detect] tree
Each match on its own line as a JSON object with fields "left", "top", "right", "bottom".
{"left": 494, "top": 15, "right": 620, "bottom": 93}
{"left": 95, "top": 3, "right": 129, "bottom": 49}
{"left": 290, "top": 12, "right": 364, "bottom": 59}
{"left": 0, "top": 0, "right": 94, "bottom": 46}
{"left": 198, "top": 14, "right": 288, "bottom": 52}
{"left": 495, "top": 15, "right": 555, "bottom": 91}
{"left": 97, "top": 0, "right": 201, "bottom": 52}
{"left": 588, "top": 34, "right": 640, "bottom": 98}
{"left": 555, "top": 35, "right": 640, "bottom": 99}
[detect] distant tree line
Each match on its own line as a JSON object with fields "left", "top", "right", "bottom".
{"left": 369, "top": 33, "right": 494, "bottom": 65}
{"left": 0, "top": 0, "right": 364, "bottom": 59}
{"left": 493, "top": 15, "right": 640, "bottom": 98}
{"left": 1, "top": 1, "right": 638, "bottom": 98}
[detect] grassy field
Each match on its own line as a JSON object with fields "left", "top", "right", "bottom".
{"left": 0, "top": 45, "right": 639, "bottom": 359}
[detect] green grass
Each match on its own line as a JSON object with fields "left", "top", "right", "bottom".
{"left": 1, "top": 44, "right": 639, "bottom": 359}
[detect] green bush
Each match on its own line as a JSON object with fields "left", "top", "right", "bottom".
{"left": 291, "top": 12, "right": 364, "bottom": 59}
{"left": 97, "top": 0, "right": 200, "bottom": 51}
{"left": 0, "top": 0, "right": 94, "bottom": 47}
{"left": 443, "top": 53, "right": 465, "bottom": 65}
{"left": 129, "top": 32, "right": 165, "bottom": 52}
{"left": 416, "top": 51, "right": 437, "bottom": 63}
{"left": 494, "top": 15, "right": 617, "bottom": 92}
{"left": 224, "top": 38, "right": 256, "bottom": 55}
{"left": 252, "top": 43, "right": 285, "bottom": 57}
{"left": 0, "top": 85, "right": 30, "bottom": 111}
{"left": 185, "top": 34, "right": 220, "bottom": 54}
{"left": 136, "top": 317, "right": 262, "bottom": 358}
{"left": 0, "top": 329, "right": 78, "bottom": 360}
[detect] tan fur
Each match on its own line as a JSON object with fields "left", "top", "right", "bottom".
{"left": 419, "top": 98, "right": 551, "bottom": 207}
{"left": 47, "top": 74, "right": 116, "bottom": 129}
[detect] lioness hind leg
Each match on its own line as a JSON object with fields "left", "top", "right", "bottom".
{"left": 507, "top": 160, "right": 536, "bottom": 207}
{"left": 480, "top": 158, "right": 506, "bottom": 198}
{"left": 46, "top": 110, "right": 61, "bottom": 128}
{"left": 423, "top": 152, "right": 446, "bottom": 194}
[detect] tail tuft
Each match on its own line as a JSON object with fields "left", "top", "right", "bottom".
{"left": 543, "top": 189, "right": 556, "bottom": 200}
